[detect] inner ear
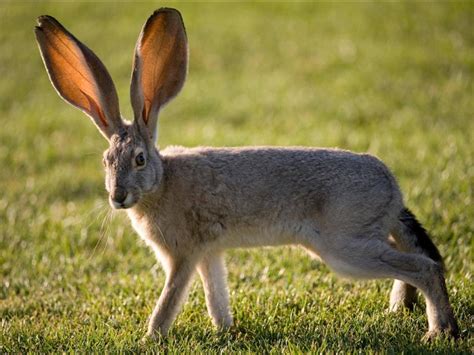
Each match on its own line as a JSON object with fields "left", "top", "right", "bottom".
{"left": 130, "top": 8, "right": 188, "bottom": 143}
{"left": 35, "top": 15, "right": 124, "bottom": 140}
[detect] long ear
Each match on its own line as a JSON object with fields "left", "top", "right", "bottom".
{"left": 131, "top": 8, "right": 188, "bottom": 142}
{"left": 35, "top": 15, "right": 123, "bottom": 140}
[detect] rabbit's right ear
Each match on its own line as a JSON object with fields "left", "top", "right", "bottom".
{"left": 35, "top": 16, "right": 123, "bottom": 140}
{"left": 130, "top": 8, "right": 188, "bottom": 142}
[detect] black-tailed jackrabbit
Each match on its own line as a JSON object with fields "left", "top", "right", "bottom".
{"left": 35, "top": 8, "right": 458, "bottom": 341}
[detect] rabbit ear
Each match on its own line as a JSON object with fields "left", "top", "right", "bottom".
{"left": 35, "top": 15, "right": 123, "bottom": 140}
{"left": 130, "top": 8, "right": 188, "bottom": 142}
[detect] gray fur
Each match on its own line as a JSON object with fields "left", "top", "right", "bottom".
{"left": 36, "top": 8, "right": 458, "bottom": 341}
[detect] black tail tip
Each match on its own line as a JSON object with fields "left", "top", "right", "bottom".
{"left": 399, "top": 208, "right": 444, "bottom": 268}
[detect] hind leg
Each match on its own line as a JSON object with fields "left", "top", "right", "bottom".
{"left": 305, "top": 235, "right": 458, "bottom": 339}
{"left": 389, "top": 279, "right": 417, "bottom": 311}
{"left": 388, "top": 209, "right": 445, "bottom": 313}
{"left": 387, "top": 235, "right": 417, "bottom": 311}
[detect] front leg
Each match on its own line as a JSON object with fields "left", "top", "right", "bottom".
{"left": 147, "top": 259, "right": 195, "bottom": 337}
{"left": 197, "top": 253, "right": 233, "bottom": 329}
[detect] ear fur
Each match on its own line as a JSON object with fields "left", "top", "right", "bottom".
{"left": 130, "top": 8, "right": 188, "bottom": 142}
{"left": 35, "top": 15, "right": 123, "bottom": 140}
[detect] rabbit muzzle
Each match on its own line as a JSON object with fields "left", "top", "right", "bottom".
{"left": 109, "top": 186, "right": 135, "bottom": 209}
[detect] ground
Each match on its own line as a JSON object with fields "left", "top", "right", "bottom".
{"left": 0, "top": 1, "right": 472, "bottom": 353}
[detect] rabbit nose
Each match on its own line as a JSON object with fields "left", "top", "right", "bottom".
{"left": 112, "top": 187, "right": 127, "bottom": 204}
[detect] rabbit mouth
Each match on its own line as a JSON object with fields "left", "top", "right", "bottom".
{"left": 110, "top": 192, "right": 137, "bottom": 210}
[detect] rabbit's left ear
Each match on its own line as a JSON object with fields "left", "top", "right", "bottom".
{"left": 131, "top": 8, "right": 188, "bottom": 142}
{"left": 35, "top": 15, "right": 123, "bottom": 140}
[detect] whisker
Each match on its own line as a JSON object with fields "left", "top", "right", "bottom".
{"left": 89, "top": 205, "right": 111, "bottom": 259}
{"left": 83, "top": 202, "right": 108, "bottom": 258}
{"left": 84, "top": 201, "right": 107, "bottom": 231}
{"left": 100, "top": 209, "right": 115, "bottom": 256}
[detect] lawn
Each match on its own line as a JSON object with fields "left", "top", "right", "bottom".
{"left": 0, "top": 1, "right": 472, "bottom": 353}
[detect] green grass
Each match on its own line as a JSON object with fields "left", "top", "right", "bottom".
{"left": 1, "top": 1, "right": 473, "bottom": 352}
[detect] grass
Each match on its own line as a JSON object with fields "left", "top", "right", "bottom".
{"left": 1, "top": 1, "right": 473, "bottom": 352}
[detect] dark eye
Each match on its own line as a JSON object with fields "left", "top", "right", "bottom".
{"left": 135, "top": 152, "right": 146, "bottom": 167}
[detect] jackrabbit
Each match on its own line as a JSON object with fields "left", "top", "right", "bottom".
{"left": 35, "top": 8, "right": 458, "bottom": 341}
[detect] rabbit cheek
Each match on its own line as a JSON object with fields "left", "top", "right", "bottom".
{"left": 139, "top": 167, "right": 157, "bottom": 194}
{"left": 140, "top": 155, "right": 163, "bottom": 194}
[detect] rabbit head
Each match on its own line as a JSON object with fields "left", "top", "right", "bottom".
{"left": 35, "top": 8, "right": 188, "bottom": 209}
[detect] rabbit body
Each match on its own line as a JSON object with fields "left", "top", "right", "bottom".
{"left": 129, "top": 146, "right": 401, "bottom": 259}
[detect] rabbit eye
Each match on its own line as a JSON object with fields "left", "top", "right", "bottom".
{"left": 135, "top": 152, "right": 146, "bottom": 167}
